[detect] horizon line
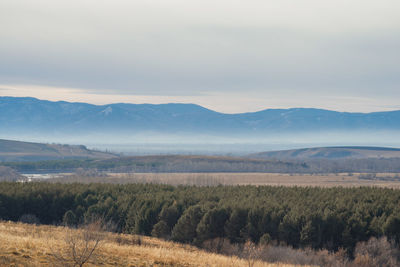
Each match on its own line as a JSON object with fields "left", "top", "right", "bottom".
{"left": 1, "top": 95, "right": 400, "bottom": 115}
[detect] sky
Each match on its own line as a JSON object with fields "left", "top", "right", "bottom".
{"left": 1, "top": 0, "right": 399, "bottom": 113}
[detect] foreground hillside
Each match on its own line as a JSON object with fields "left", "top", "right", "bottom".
{"left": 0, "top": 221, "right": 294, "bottom": 267}
{"left": 251, "top": 146, "right": 400, "bottom": 159}
{"left": 2, "top": 182, "right": 400, "bottom": 257}
{"left": 2, "top": 185, "right": 400, "bottom": 266}
{"left": 0, "top": 139, "right": 116, "bottom": 162}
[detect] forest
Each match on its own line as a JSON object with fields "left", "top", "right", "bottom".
{"left": 1, "top": 182, "right": 400, "bottom": 258}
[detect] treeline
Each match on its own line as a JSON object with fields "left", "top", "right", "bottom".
{"left": 1, "top": 183, "right": 400, "bottom": 256}
{"left": 0, "top": 166, "right": 23, "bottom": 182}
{"left": 299, "top": 158, "right": 400, "bottom": 173}
{"left": 1, "top": 156, "right": 306, "bottom": 173}
{"left": 3, "top": 155, "right": 400, "bottom": 173}
{"left": 1, "top": 159, "right": 97, "bottom": 173}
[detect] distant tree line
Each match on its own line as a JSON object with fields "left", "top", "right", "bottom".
{"left": 0, "top": 166, "right": 24, "bottom": 182}
{"left": 300, "top": 158, "right": 400, "bottom": 173}
{"left": 2, "top": 156, "right": 400, "bottom": 173}
{"left": 1, "top": 182, "right": 400, "bottom": 257}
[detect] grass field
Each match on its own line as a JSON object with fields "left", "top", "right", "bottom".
{"left": 48, "top": 172, "right": 400, "bottom": 188}
{"left": 0, "top": 221, "right": 300, "bottom": 267}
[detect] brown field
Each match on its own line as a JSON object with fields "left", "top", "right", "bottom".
{"left": 79, "top": 172, "right": 400, "bottom": 188}
{"left": 0, "top": 221, "right": 301, "bottom": 267}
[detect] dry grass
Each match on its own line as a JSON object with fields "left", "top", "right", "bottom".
{"left": 102, "top": 172, "right": 400, "bottom": 188}
{"left": 0, "top": 221, "right": 302, "bottom": 267}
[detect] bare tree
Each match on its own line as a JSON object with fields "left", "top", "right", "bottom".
{"left": 52, "top": 217, "right": 114, "bottom": 267}
{"left": 240, "top": 241, "right": 262, "bottom": 267}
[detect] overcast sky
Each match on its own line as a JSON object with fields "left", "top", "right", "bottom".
{"left": 1, "top": 0, "right": 399, "bottom": 113}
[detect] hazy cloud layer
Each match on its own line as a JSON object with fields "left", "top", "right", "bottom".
{"left": 1, "top": 0, "right": 399, "bottom": 112}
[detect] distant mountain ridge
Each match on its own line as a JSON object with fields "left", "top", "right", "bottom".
{"left": 1, "top": 97, "right": 400, "bottom": 141}
{"left": 250, "top": 146, "right": 400, "bottom": 159}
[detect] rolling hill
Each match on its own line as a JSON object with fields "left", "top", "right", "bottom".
{"left": 0, "top": 139, "right": 117, "bottom": 162}
{"left": 250, "top": 146, "right": 400, "bottom": 159}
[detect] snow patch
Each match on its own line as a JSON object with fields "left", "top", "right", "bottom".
{"left": 101, "top": 106, "right": 113, "bottom": 115}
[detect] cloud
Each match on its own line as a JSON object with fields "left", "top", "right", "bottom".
{"left": 0, "top": 0, "right": 399, "bottom": 110}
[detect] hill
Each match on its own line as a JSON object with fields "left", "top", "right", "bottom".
{"left": 250, "top": 146, "right": 400, "bottom": 159}
{"left": 0, "top": 139, "right": 117, "bottom": 162}
{"left": 1, "top": 97, "right": 400, "bottom": 143}
{"left": 0, "top": 221, "right": 297, "bottom": 267}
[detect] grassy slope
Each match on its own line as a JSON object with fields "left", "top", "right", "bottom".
{"left": 0, "top": 139, "right": 116, "bottom": 162}
{"left": 251, "top": 146, "right": 400, "bottom": 159}
{"left": 0, "top": 221, "right": 298, "bottom": 267}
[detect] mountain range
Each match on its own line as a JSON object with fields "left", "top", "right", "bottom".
{"left": 1, "top": 97, "right": 400, "bottom": 145}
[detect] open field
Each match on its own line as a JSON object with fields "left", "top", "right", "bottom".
{"left": 46, "top": 172, "right": 400, "bottom": 188}
{"left": 0, "top": 221, "right": 299, "bottom": 267}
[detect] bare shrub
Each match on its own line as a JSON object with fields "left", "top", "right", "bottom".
{"left": 216, "top": 237, "right": 400, "bottom": 267}
{"left": 203, "top": 239, "right": 262, "bottom": 267}
{"left": 74, "top": 168, "right": 107, "bottom": 177}
{"left": 134, "top": 235, "right": 142, "bottom": 246}
{"left": 352, "top": 237, "right": 399, "bottom": 267}
{"left": 207, "top": 239, "right": 348, "bottom": 267}
{"left": 19, "top": 214, "right": 40, "bottom": 225}
{"left": 202, "top": 238, "right": 227, "bottom": 253}
{"left": 0, "top": 166, "right": 24, "bottom": 182}
{"left": 52, "top": 217, "right": 115, "bottom": 267}
{"left": 240, "top": 241, "right": 262, "bottom": 267}
{"left": 104, "top": 232, "right": 144, "bottom": 247}
{"left": 256, "top": 245, "right": 343, "bottom": 266}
